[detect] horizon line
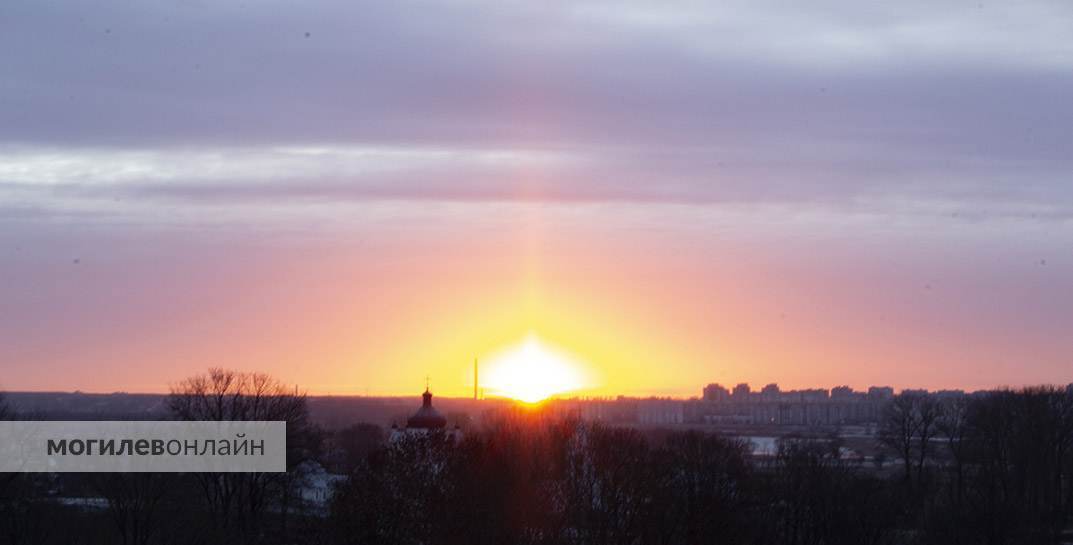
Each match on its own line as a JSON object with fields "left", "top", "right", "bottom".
{"left": 5, "top": 381, "right": 1073, "bottom": 400}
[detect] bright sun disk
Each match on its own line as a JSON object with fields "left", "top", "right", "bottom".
{"left": 483, "top": 335, "right": 586, "bottom": 403}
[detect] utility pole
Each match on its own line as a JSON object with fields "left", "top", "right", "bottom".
{"left": 473, "top": 357, "right": 479, "bottom": 400}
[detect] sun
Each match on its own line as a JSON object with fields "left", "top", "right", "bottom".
{"left": 482, "top": 334, "right": 588, "bottom": 403}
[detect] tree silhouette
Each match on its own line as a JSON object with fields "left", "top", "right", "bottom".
{"left": 168, "top": 368, "right": 313, "bottom": 545}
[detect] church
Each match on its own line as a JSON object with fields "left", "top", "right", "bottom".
{"left": 390, "top": 386, "right": 462, "bottom": 441}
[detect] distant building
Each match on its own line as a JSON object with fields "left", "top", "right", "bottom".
{"left": 732, "top": 383, "right": 751, "bottom": 401}
{"left": 700, "top": 382, "right": 895, "bottom": 426}
{"left": 391, "top": 387, "right": 462, "bottom": 441}
{"left": 294, "top": 460, "right": 345, "bottom": 516}
{"left": 760, "top": 383, "right": 781, "bottom": 402}
{"left": 636, "top": 398, "right": 684, "bottom": 425}
{"left": 577, "top": 399, "right": 622, "bottom": 422}
{"left": 703, "top": 383, "right": 730, "bottom": 402}
{"left": 407, "top": 388, "right": 448, "bottom": 429}
{"left": 934, "top": 389, "right": 966, "bottom": 400}
{"left": 830, "top": 385, "right": 854, "bottom": 401}
{"left": 868, "top": 386, "right": 894, "bottom": 400}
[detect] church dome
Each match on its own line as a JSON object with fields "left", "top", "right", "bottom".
{"left": 407, "top": 389, "right": 447, "bottom": 429}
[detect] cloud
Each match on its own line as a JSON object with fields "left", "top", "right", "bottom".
{"left": 1, "top": 140, "right": 1070, "bottom": 224}
{"left": 0, "top": 0, "right": 1070, "bottom": 219}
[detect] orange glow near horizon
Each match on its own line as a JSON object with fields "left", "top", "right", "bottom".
{"left": 3, "top": 204, "right": 1071, "bottom": 398}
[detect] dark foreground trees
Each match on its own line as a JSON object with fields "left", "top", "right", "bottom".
{"left": 920, "top": 387, "right": 1073, "bottom": 545}
{"left": 0, "top": 393, "right": 11, "bottom": 421}
{"left": 3, "top": 385, "right": 1073, "bottom": 545}
{"left": 329, "top": 418, "right": 894, "bottom": 545}
{"left": 330, "top": 387, "right": 1073, "bottom": 545}
{"left": 761, "top": 437, "right": 899, "bottom": 545}
{"left": 89, "top": 473, "right": 176, "bottom": 545}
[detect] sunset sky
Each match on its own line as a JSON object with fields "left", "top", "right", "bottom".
{"left": 2, "top": 1, "right": 1072, "bottom": 397}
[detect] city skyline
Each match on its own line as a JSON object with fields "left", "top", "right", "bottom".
{"left": 2, "top": 373, "right": 1068, "bottom": 401}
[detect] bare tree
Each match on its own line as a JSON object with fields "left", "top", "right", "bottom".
{"left": 0, "top": 392, "right": 11, "bottom": 421}
{"left": 168, "top": 368, "right": 312, "bottom": 545}
{"left": 559, "top": 424, "right": 655, "bottom": 545}
{"left": 331, "top": 430, "right": 458, "bottom": 545}
{"left": 878, "top": 392, "right": 938, "bottom": 488}
{"left": 878, "top": 394, "right": 920, "bottom": 484}
{"left": 937, "top": 396, "right": 971, "bottom": 507}
{"left": 169, "top": 368, "right": 308, "bottom": 424}
{"left": 913, "top": 395, "right": 940, "bottom": 486}
{"left": 651, "top": 431, "right": 752, "bottom": 545}
{"left": 91, "top": 473, "right": 176, "bottom": 545}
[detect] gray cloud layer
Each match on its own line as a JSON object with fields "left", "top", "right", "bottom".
{"left": 1, "top": 0, "right": 1072, "bottom": 213}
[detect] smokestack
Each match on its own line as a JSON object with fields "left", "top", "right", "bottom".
{"left": 474, "top": 357, "right": 479, "bottom": 400}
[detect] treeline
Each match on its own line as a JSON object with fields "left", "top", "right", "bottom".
{"left": 2, "top": 381, "right": 1073, "bottom": 545}
{"left": 331, "top": 414, "right": 892, "bottom": 545}
{"left": 876, "top": 387, "right": 1073, "bottom": 544}
{"left": 331, "top": 386, "right": 1073, "bottom": 545}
